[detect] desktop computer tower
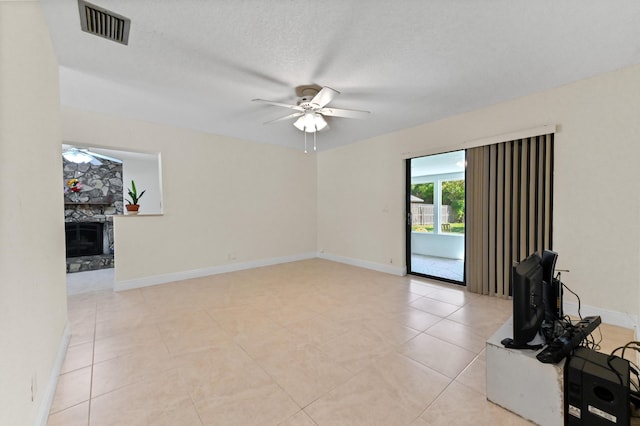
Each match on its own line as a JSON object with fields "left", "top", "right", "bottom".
{"left": 565, "top": 347, "right": 630, "bottom": 425}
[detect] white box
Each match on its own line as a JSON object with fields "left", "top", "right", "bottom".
{"left": 486, "top": 318, "right": 565, "bottom": 426}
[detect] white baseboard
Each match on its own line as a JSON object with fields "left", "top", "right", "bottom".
{"left": 34, "top": 323, "right": 71, "bottom": 426}
{"left": 317, "top": 252, "right": 406, "bottom": 276}
{"left": 114, "top": 252, "right": 317, "bottom": 291}
{"left": 563, "top": 301, "right": 638, "bottom": 334}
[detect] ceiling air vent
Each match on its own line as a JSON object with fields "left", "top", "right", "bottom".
{"left": 78, "top": 0, "right": 131, "bottom": 45}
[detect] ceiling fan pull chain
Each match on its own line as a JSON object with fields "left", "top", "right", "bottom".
{"left": 313, "top": 127, "right": 317, "bottom": 151}
{"left": 304, "top": 129, "right": 308, "bottom": 154}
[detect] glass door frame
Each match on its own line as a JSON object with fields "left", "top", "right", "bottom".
{"left": 405, "top": 155, "right": 466, "bottom": 285}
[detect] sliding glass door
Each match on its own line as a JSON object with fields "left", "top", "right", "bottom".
{"left": 406, "top": 150, "right": 466, "bottom": 284}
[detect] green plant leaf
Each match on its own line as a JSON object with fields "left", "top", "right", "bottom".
{"left": 126, "top": 180, "right": 145, "bottom": 205}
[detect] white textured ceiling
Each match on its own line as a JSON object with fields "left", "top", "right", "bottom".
{"left": 41, "top": 1, "right": 640, "bottom": 151}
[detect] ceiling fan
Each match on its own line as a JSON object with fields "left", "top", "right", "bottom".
{"left": 62, "top": 147, "right": 123, "bottom": 165}
{"left": 252, "top": 85, "right": 370, "bottom": 152}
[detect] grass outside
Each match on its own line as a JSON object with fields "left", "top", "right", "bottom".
{"left": 412, "top": 223, "right": 465, "bottom": 234}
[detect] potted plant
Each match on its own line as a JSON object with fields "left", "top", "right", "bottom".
{"left": 125, "top": 180, "right": 145, "bottom": 214}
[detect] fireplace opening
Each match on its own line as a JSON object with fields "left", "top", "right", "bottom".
{"left": 65, "top": 222, "right": 104, "bottom": 257}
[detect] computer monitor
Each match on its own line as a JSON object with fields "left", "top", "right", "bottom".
{"left": 502, "top": 252, "right": 545, "bottom": 349}
{"left": 540, "top": 249, "right": 564, "bottom": 342}
{"left": 541, "top": 249, "right": 562, "bottom": 321}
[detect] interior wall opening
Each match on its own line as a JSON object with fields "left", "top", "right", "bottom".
{"left": 62, "top": 143, "right": 163, "bottom": 293}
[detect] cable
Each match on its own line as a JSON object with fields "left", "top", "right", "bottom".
{"left": 577, "top": 324, "right": 601, "bottom": 353}
{"left": 611, "top": 342, "right": 640, "bottom": 366}
{"left": 608, "top": 342, "right": 640, "bottom": 389}
{"left": 581, "top": 326, "right": 602, "bottom": 351}
{"left": 562, "top": 280, "right": 582, "bottom": 320}
{"left": 606, "top": 354, "right": 625, "bottom": 387}
{"left": 621, "top": 345, "right": 640, "bottom": 416}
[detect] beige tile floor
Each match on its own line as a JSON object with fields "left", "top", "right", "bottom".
{"left": 48, "top": 259, "right": 635, "bottom": 426}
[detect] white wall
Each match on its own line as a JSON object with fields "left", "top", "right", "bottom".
{"left": 0, "top": 3, "right": 68, "bottom": 425}
{"left": 60, "top": 108, "right": 318, "bottom": 284}
{"left": 318, "top": 64, "right": 640, "bottom": 325}
{"left": 317, "top": 141, "right": 406, "bottom": 274}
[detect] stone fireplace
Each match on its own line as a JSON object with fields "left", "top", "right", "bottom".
{"left": 64, "top": 156, "right": 123, "bottom": 273}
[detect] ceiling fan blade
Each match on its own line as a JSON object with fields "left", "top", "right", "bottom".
{"left": 318, "top": 107, "right": 370, "bottom": 119}
{"left": 252, "top": 99, "right": 304, "bottom": 112}
{"left": 263, "top": 112, "right": 304, "bottom": 124}
{"left": 310, "top": 87, "right": 339, "bottom": 108}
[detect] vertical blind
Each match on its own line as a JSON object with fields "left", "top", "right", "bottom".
{"left": 465, "top": 133, "right": 554, "bottom": 297}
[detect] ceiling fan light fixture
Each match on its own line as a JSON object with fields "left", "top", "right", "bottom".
{"left": 313, "top": 114, "right": 327, "bottom": 131}
{"left": 293, "top": 116, "right": 305, "bottom": 131}
{"left": 293, "top": 113, "right": 327, "bottom": 133}
{"left": 63, "top": 149, "right": 94, "bottom": 164}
